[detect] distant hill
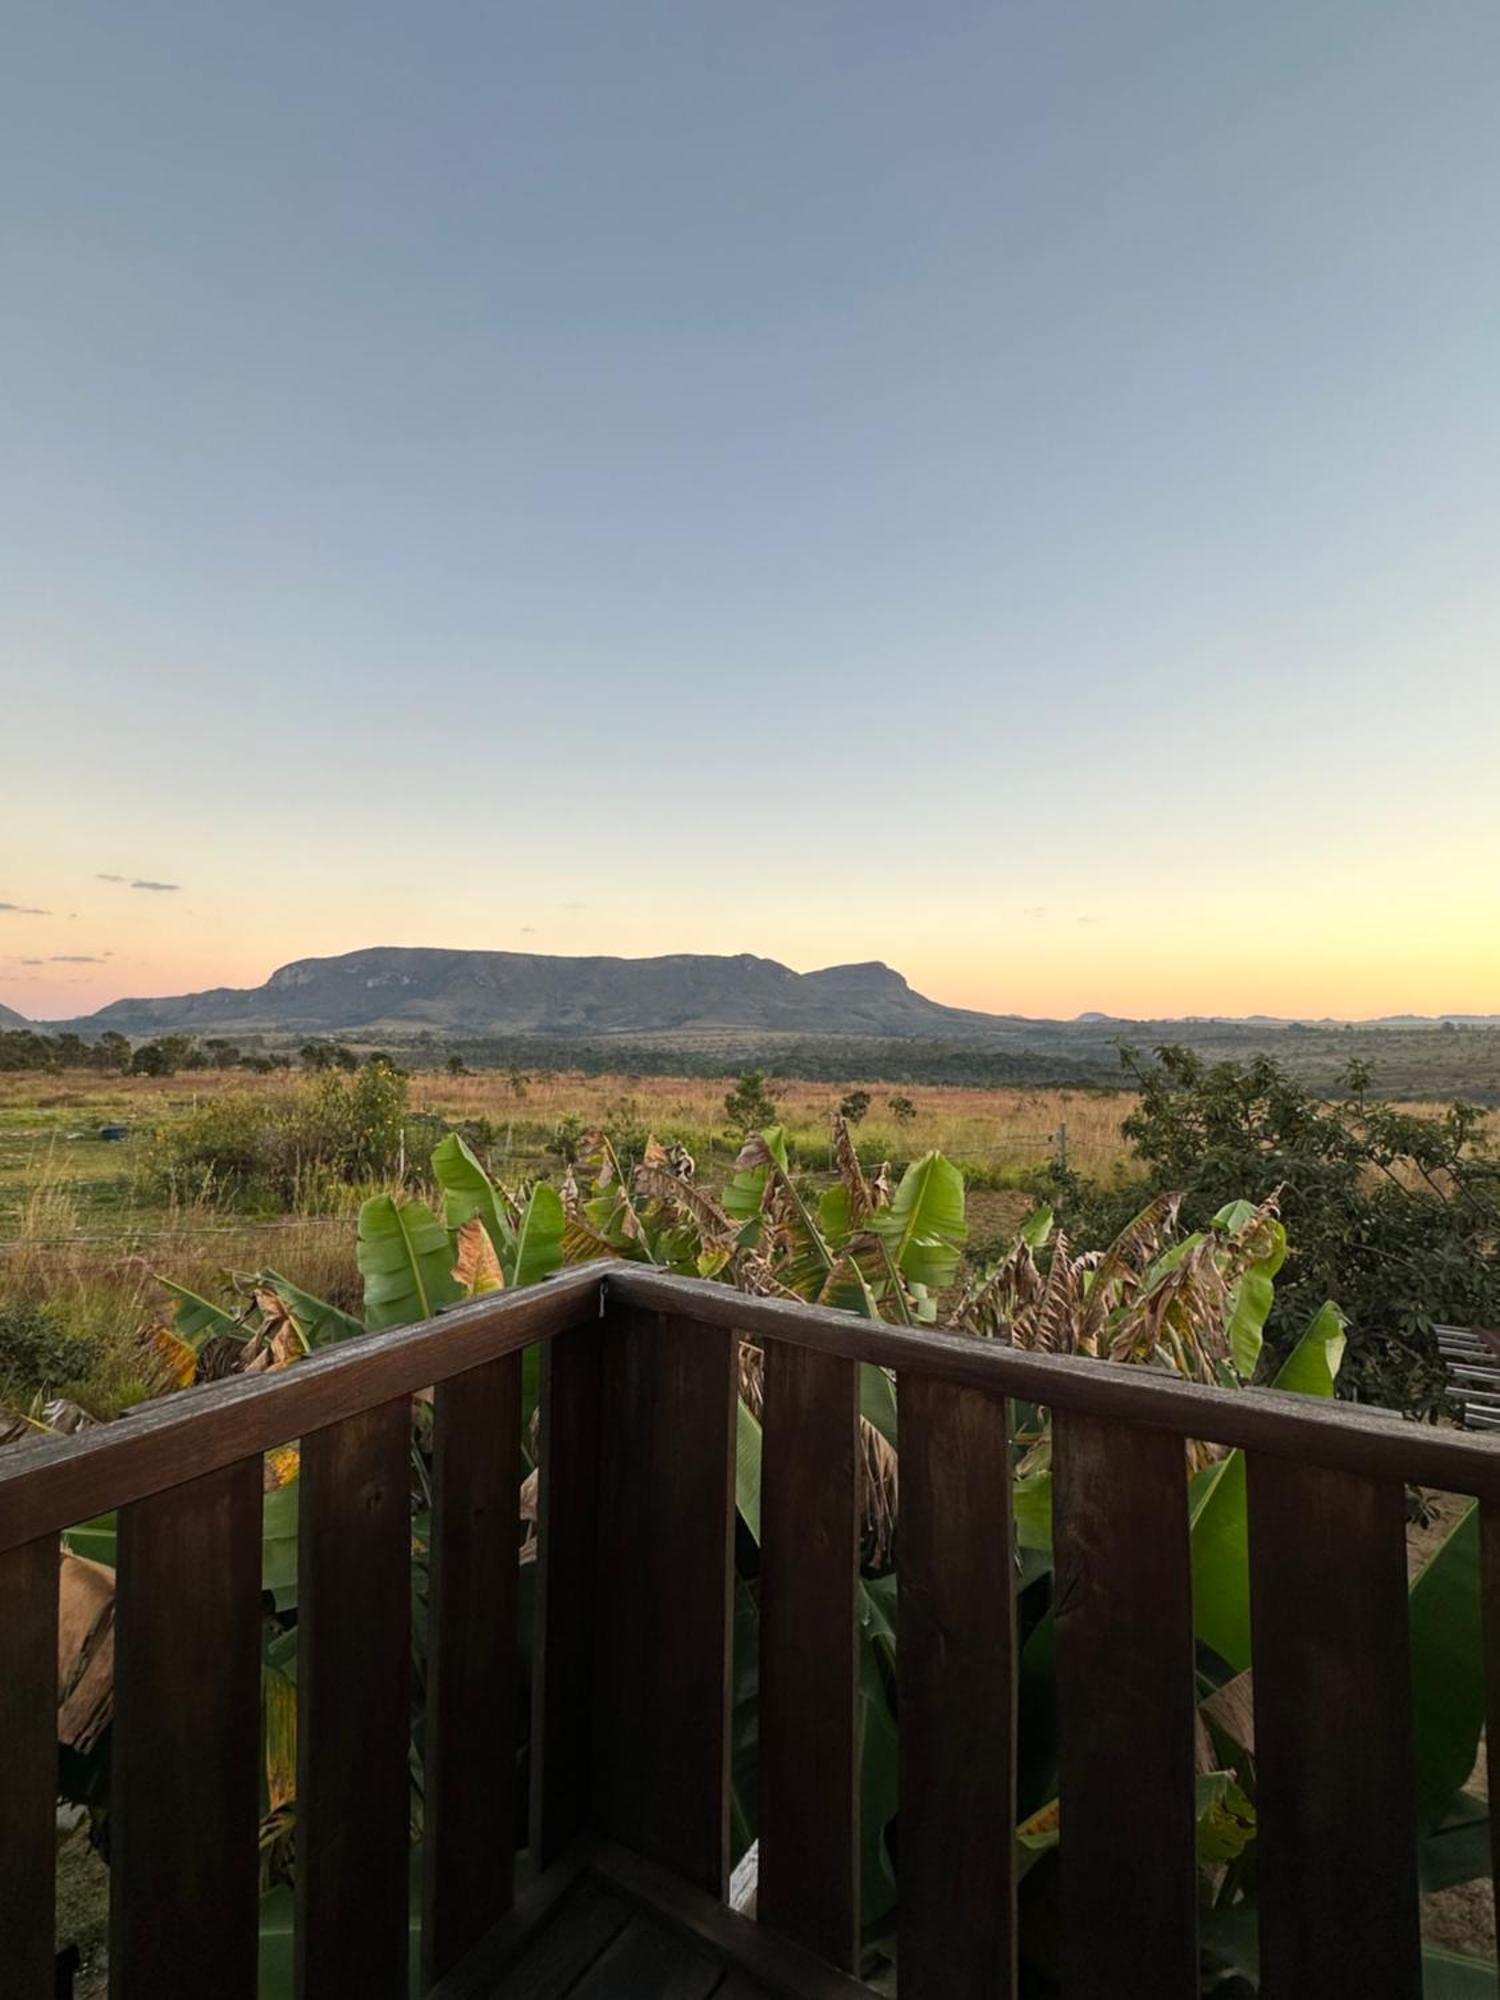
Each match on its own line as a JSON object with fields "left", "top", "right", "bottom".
{"left": 0, "top": 1000, "right": 30, "bottom": 1029}
{"left": 65, "top": 947, "right": 1016, "bottom": 1040}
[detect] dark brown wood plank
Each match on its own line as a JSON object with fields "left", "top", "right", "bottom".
{"left": 606, "top": 1268, "right": 1500, "bottom": 1500}
{"left": 0, "top": 1534, "right": 58, "bottom": 2000}
{"left": 484, "top": 1878, "right": 633, "bottom": 2000}
{"left": 108, "top": 1457, "right": 261, "bottom": 2000}
{"left": 1247, "top": 1455, "right": 1421, "bottom": 1999}
{"left": 757, "top": 1340, "right": 859, "bottom": 1970}
{"left": 423, "top": 1842, "right": 594, "bottom": 2000}
{"left": 1483, "top": 1499, "right": 1500, "bottom": 1950}
{"left": 532, "top": 1320, "right": 604, "bottom": 1870}
{"left": 593, "top": 1308, "right": 737, "bottom": 1895}
{"left": 423, "top": 1351, "right": 525, "bottom": 1986}
{"left": 1052, "top": 1410, "right": 1196, "bottom": 2000}
{"left": 295, "top": 1399, "right": 414, "bottom": 2000}
{"left": 898, "top": 1376, "right": 1016, "bottom": 2000}
{"left": 0, "top": 1267, "right": 605, "bottom": 1552}
{"left": 588, "top": 1841, "right": 872, "bottom": 2000}
{"left": 565, "top": 1913, "right": 723, "bottom": 2000}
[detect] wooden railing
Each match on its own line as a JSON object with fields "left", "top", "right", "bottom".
{"left": 3, "top": 1262, "right": 1500, "bottom": 1999}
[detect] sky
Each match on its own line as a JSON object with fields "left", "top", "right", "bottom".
{"left": 3, "top": 1, "right": 1498, "bottom": 1023}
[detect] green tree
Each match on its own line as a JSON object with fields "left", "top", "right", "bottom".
{"left": 887, "top": 1094, "right": 917, "bottom": 1125}
{"left": 724, "top": 1069, "right": 779, "bottom": 1135}
{"left": 838, "top": 1089, "right": 872, "bottom": 1125}
{"left": 1068, "top": 1045, "right": 1500, "bottom": 1412}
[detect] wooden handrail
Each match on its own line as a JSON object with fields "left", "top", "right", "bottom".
{"left": 8, "top": 1261, "right": 1500, "bottom": 1552}
{"left": 609, "top": 1267, "right": 1500, "bottom": 1495}
{"left": 3, "top": 1263, "right": 1496, "bottom": 1999}
{"left": 0, "top": 1263, "right": 606, "bottom": 1552}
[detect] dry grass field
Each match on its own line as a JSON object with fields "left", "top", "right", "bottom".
{"left": 0, "top": 1065, "right": 1135, "bottom": 1414}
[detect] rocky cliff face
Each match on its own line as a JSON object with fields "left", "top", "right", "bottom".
{"left": 74, "top": 946, "right": 1005, "bottom": 1038}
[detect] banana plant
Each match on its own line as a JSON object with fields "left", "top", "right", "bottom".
{"left": 141, "top": 1120, "right": 1498, "bottom": 1990}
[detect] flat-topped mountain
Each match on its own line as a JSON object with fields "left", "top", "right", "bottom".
{"left": 68, "top": 946, "right": 1011, "bottom": 1039}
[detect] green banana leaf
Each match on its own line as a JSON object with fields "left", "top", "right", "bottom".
{"left": 159, "top": 1277, "right": 247, "bottom": 1350}
{"left": 1214, "top": 1201, "right": 1287, "bottom": 1379}
{"left": 1411, "top": 1501, "right": 1484, "bottom": 1830}
{"left": 1190, "top": 1301, "right": 1347, "bottom": 1672}
{"left": 735, "top": 1397, "right": 763, "bottom": 1542}
{"left": 257, "top": 1268, "right": 365, "bottom": 1348}
{"left": 870, "top": 1152, "right": 967, "bottom": 1292}
{"left": 1020, "top": 1203, "right": 1055, "bottom": 1250}
{"left": 357, "top": 1195, "right": 462, "bottom": 1330}
{"left": 431, "top": 1131, "right": 514, "bottom": 1262}
{"left": 510, "top": 1182, "right": 565, "bottom": 1289}
{"left": 1422, "top": 1950, "right": 1499, "bottom": 1998}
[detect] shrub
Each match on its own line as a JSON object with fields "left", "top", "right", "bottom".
{"left": 139, "top": 1065, "right": 411, "bottom": 1211}
{"left": 0, "top": 1302, "right": 101, "bottom": 1403}
{"left": 1057, "top": 1045, "right": 1500, "bottom": 1413}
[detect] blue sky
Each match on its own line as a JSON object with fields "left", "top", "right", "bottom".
{"left": 3, "top": 0, "right": 1498, "bottom": 1019}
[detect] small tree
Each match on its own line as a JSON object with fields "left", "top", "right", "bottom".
{"left": 888, "top": 1094, "right": 917, "bottom": 1125}
{"left": 446, "top": 1054, "right": 467, "bottom": 1076}
{"left": 838, "top": 1089, "right": 872, "bottom": 1125}
{"left": 725, "top": 1069, "right": 779, "bottom": 1135}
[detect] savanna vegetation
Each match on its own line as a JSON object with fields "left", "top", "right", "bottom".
{"left": 5, "top": 1044, "right": 1499, "bottom": 1992}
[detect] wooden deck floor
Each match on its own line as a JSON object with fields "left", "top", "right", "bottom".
{"left": 431, "top": 1841, "right": 872, "bottom": 2000}
{"left": 488, "top": 1876, "right": 772, "bottom": 1998}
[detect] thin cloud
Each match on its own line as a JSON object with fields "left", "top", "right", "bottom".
{"left": 96, "top": 873, "right": 126, "bottom": 883}
{"left": 21, "top": 958, "right": 42, "bottom": 966}
{"left": 131, "top": 879, "right": 181, "bottom": 892}
{"left": 50, "top": 954, "right": 106, "bottom": 963}
{"left": 0, "top": 902, "right": 50, "bottom": 915}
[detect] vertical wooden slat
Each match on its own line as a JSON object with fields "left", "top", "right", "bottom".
{"left": 296, "top": 1399, "right": 413, "bottom": 2000}
{"left": 531, "top": 1319, "right": 604, "bottom": 1870}
{"left": 1482, "top": 1500, "right": 1500, "bottom": 1954}
{"left": 1247, "top": 1455, "right": 1421, "bottom": 1999}
{"left": 593, "top": 1306, "right": 737, "bottom": 1895}
{"left": 421, "top": 1351, "right": 523, "bottom": 1987}
{"left": 1052, "top": 1411, "right": 1197, "bottom": 2000}
{"left": 0, "top": 1534, "right": 59, "bottom": 2000}
{"left": 898, "top": 1375, "right": 1016, "bottom": 2000}
{"left": 758, "top": 1340, "right": 859, "bottom": 1969}
{"left": 110, "top": 1458, "right": 262, "bottom": 2000}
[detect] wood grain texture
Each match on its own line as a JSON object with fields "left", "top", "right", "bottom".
{"left": 1247, "top": 1455, "right": 1422, "bottom": 2000}
{"left": 589, "top": 1841, "right": 873, "bottom": 2000}
{"left": 0, "top": 1535, "right": 58, "bottom": 2000}
{"left": 108, "top": 1458, "right": 262, "bottom": 2000}
{"left": 1483, "top": 1500, "right": 1500, "bottom": 1949}
{"left": 757, "top": 1340, "right": 859, "bottom": 1970}
{"left": 531, "top": 1321, "right": 605, "bottom": 1870}
{"left": 593, "top": 1308, "right": 737, "bottom": 1895}
{"left": 295, "top": 1399, "right": 414, "bottom": 2000}
{"left": 1052, "top": 1411, "right": 1197, "bottom": 2000}
{"left": 607, "top": 1268, "right": 1500, "bottom": 1498}
{"left": 0, "top": 1266, "right": 604, "bottom": 1553}
{"left": 565, "top": 1914, "right": 723, "bottom": 2000}
{"left": 422, "top": 1840, "right": 595, "bottom": 2000}
{"left": 422, "top": 1351, "right": 524, "bottom": 1987}
{"left": 898, "top": 1376, "right": 1016, "bottom": 2000}
{"left": 483, "top": 1878, "right": 633, "bottom": 2000}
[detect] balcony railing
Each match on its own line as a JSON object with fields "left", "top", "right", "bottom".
{"left": 3, "top": 1262, "right": 1499, "bottom": 1998}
